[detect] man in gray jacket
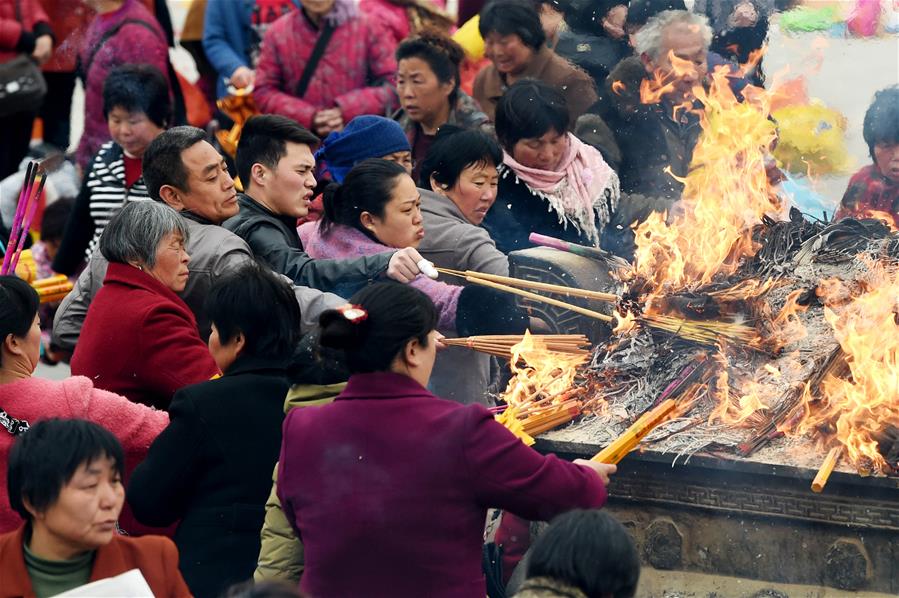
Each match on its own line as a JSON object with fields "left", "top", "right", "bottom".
{"left": 52, "top": 127, "right": 422, "bottom": 351}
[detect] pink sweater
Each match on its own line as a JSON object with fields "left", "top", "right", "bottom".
{"left": 297, "top": 222, "right": 461, "bottom": 332}
{"left": 0, "top": 376, "right": 168, "bottom": 533}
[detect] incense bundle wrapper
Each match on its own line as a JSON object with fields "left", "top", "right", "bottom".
{"left": 591, "top": 399, "right": 678, "bottom": 465}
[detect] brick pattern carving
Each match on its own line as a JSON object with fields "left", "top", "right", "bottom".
{"left": 610, "top": 476, "right": 899, "bottom": 531}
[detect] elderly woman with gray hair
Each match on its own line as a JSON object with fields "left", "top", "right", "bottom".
{"left": 71, "top": 201, "right": 220, "bottom": 410}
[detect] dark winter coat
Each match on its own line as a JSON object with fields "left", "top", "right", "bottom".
{"left": 555, "top": 27, "right": 629, "bottom": 93}
{"left": 223, "top": 193, "right": 392, "bottom": 297}
{"left": 602, "top": 56, "right": 702, "bottom": 200}
{"left": 127, "top": 357, "right": 290, "bottom": 598}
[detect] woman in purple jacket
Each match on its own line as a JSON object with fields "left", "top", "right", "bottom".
{"left": 277, "top": 282, "right": 615, "bottom": 597}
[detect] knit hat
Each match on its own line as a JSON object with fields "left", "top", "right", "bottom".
{"left": 315, "top": 116, "right": 411, "bottom": 183}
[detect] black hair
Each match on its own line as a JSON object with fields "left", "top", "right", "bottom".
{"left": 205, "top": 261, "right": 302, "bottom": 364}
{"left": 236, "top": 115, "right": 320, "bottom": 189}
{"left": 564, "top": 0, "right": 623, "bottom": 34}
{"left": 319, "top": 282, "right": 438, "bottom": 373}
{"left": 626, "top": 0, "right": 686, "bottom": 28}
{"left": 7, "top": 418, "right": 125, "bottom": 521}
{"left": 142, "top": 126, "right": 208, "bottom": 200}
{"left": 527, "top": 510, "right": 641, "bottom": 598}
{"left": 418, "top": 125, "right": 503, "bottom": 188}
{"left": 320, "top": 159, "right": 409, "bottom": 239}
{"left": 0, "top": 275, "right": 39, "bottom": 366}
{"left": 495, "top": 79, "right": 569, "bottom": 152}
{"left": 479, "top": 0, "right": 547, "bottom": 50}
{"left": 223, "top": 580, "right": 310, "bottom": 598}
{"left": 396, "top": 29, "right": 466, "bottom": 107}
{"left": 102, "top": 64, "right": 172, "bottom": 129}
{"left": 39, "top": 197, "right": 75, "bottom": 242}
{"left": 863, "top": 85, "right": 899, "bottom": 162}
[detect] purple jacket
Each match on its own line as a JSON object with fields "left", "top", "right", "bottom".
{"left": 75, "top": 0, "right": 169, "bottom": 168}
{"left": 297, "top": 221, "right": 460, "bottom": 332}
{"left": 277, "top": 372, "right": 606, "bottom": 598}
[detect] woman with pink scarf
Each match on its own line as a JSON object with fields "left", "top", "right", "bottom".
{"left": 298, "top": 158, "right": 527, "bottom": 405}
{"left": 483, "top": 79, "right": 620, "bottom": 255}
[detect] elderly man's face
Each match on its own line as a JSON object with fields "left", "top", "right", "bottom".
{"left": 645, "top": 22, "right": 708, "bottom": 105}
{"left": 167, "top": 141, "right": 238, "bottom": 225}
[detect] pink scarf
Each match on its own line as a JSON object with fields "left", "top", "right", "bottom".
{"left": 502, "top": 133, "right": 619, "bottom": 245}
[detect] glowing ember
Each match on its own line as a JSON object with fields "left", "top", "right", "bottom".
{"left": 787, "top": 264, "right": 899, "bottom": 472}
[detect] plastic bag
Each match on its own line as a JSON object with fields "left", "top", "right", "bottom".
{"left": 773, "top": 102, "right": 851, "bottom": 176}
{"left": 847, "top": 0, "right": 882, "bottom": 37}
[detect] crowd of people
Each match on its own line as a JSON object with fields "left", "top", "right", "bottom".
{"left": 0, "top": 0, "right": 897, "bottom": 596}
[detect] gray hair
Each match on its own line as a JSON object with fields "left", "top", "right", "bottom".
{"left": 633, "top": 10, "right": 712, "bottom": 62}
{"left": 99, "top": 200, "right": 190, "bottom": 268}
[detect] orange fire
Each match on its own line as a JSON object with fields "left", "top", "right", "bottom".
{"left": 631, "top": 63, "right": 780, "bottom": 292}
{"left": 786, "top": 264, "right": 899, "bottom": 472}
{"left": 503, "top": 331, "right": 588, "bottom": 407}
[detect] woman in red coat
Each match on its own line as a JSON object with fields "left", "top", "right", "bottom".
{"left": 277, "top": 282, "right": 616, "bottom": 597}
{"left": 71, "top": 201, "right": 219, "bottom": 410}
{"left": 0, "top": 275, "right": 168, "bottom": 534}
{"left": 0, "top": 418, "right": 190, "bottom": 597}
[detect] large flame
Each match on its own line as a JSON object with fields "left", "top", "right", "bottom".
{"left": 502, "top": 330, "right": 588, "bottom": 407}
{"left": 631, "top": 65, "right": 780, "bottom": 291}
{"left": 788, "top": 264, "right": 899, "bottom": 472}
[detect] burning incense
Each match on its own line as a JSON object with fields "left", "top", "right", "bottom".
{"left": 442, "top": 334, "right": 591, "bottom": 359}
{"left": 591, "top": 399, "right": 678, "bottom": 464}
{"left": 437, "top": 268, "right": 620, "bottom": 303}
{"left": 528, "top": 233, "right": 627, "bottom": 267}
{"left": 811, "top": 447, "right": 842, "bottom": 493}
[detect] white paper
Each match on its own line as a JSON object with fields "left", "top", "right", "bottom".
{"left": 49, "top": 569, "right": 154, "bottom": 597}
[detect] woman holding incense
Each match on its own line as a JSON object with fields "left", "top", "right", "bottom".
{"left": 298, "top": 158, "right": 526, "bottom": 404}
{"left": 0, "top": 275, "right": 168, "bottom": 534}
{"left": 483, "top": 79, "right": 620, "bottom": 255}
{"left": 71, "top": 201, "right": 220, "bottom": 410}
{"left": 128, "top": 262, "right": 301, "bottom": 598}
{"left": 277, "top": 282, "right": 614, "bottom": 597}
{"left": 417, "top": 126, "right": 508, "bottom": 277}
{"left": 53, "top": 65, "right": 171, "bottom": 276}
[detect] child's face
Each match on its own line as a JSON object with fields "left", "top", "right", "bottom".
{"left": 873, "top": 143, "right": 899, "bottom": 183}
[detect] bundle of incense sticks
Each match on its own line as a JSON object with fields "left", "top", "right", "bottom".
{"left": 442, "top": 334, "right": 591, "bottom": 359}
{"left": 591, "top": 399, "right": 679, "bottom": 464}
{"left": 811, "top": 446, "right": 842, "bottom": 493}
{"left": 1, "top": 161, "right": 46, "bottom": 276}
{"left": 31, "top": 275, "right": 73, "bottom": 304}
{"left": 521, "top": 403, "right": 581, "bottom": 437}
{"left": 438, "top": 268, "right": 758, "bottom": 347}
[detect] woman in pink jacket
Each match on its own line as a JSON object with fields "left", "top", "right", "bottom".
{"left": 0, "top": 275, "right": 168, "bottom": 534}
{"left": 297, "top": 159, "right": 527, "bottom": 404}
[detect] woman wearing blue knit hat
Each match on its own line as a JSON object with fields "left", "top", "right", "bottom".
{"left": 315, "top": 115, "right": 413, "bottom": 183}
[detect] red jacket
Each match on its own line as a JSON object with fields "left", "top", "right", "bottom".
{"left": 71, "top": 261, "right": 219, "bottom": 410}
{"left": 0, "top": 524, "right": 191, "bottom": 598}
{"left": 0, "top": 0, "right": 48, "bottom": 63}
{"left": 0, "top": 375, "right": 168, "bottom": 534}
{"left": 253, "top": 9, "right": 398, "bottom": 129}
{"left": 278, "top": 371, "right": 606, "bottom": 598}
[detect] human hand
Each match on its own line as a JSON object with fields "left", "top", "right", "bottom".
{"left": 32, "top": 34, "right": 53, "bottom": 65}
{"left": 574, "top": 459, "right": 617, "bottom": 485}
{"left": 229, "top": 66, "right": 255, "bottom": 89}
{"left": 730, "top": 2, "right": 758, "bottom": 28}
{"left": 313, "top": 108, "right": 344, "bottom": 135}
{"left": 386, "top": 247, "right": 426, "bottom": 283}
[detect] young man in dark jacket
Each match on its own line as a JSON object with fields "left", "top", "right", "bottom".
{"left": 225, "top": 114, "right": 428, "bottom": 295}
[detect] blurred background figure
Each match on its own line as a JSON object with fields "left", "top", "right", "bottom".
{"left": 693, "top": 0, "right": 772, "bottom": 86}
{"left": 556, "top": 0, "right": 630, "bottom": 90}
